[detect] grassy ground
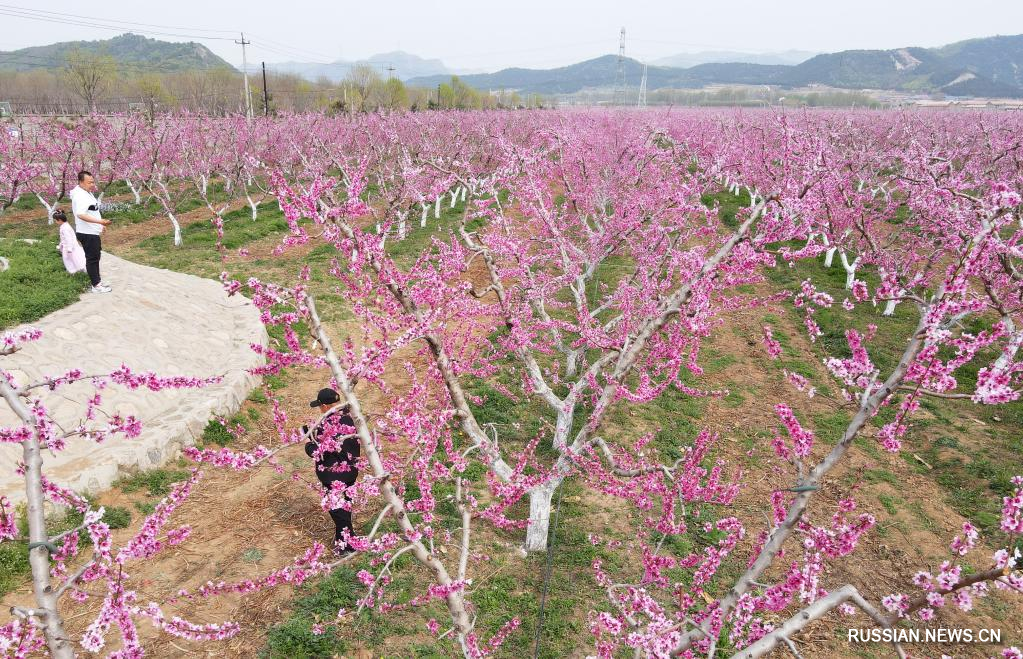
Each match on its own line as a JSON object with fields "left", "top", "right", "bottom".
{"left": 0, "top": 236, "right": 91, "bottom": 329}
{"left": 763, "top": 239, "right": 1023, "bottom": 546}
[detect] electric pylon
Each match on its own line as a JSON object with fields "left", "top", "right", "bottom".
{"left": 637, "top": 63, "right": 648, "bottom": 107}
{"left": 613, "top": 27, "right": 626, "bottom": 105}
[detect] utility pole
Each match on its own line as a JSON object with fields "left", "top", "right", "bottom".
{"left": 637, "top": 62, "right": 648, "bottom": 107}
{"left": 235, "top": 32, "right": 253, "bottom": 119}
{"left": 261, "top": 61, "right": 269, "bottom": 116}
{"left": 613, "top": 27, "right": 627, "bottom": 106}
{"left": 386, "top": 64, "right": 396, "bottom": 79}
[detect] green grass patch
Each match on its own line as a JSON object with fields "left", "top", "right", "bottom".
{"left": 202, "top": 419, "right": 235, "bottom": 447}
{"left": 0, "top": 238, "right": 91, "bottom": 329}
{"left": 114, "top": 468, "right": 190, "bottom": 497}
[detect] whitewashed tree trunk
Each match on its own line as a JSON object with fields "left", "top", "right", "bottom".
{"left": 36, "top": 195, "right": 56, "bottom": 223}
{"left": 459, "top": 185, "right": 467, "bottom": 202}
{"left": 434, "top": 196, "right": 441, "bottom": 219}
{"left": 421, "top": 202, "right": 429, "bottom": 227}
{"left": 397, "top": 211, "right": 408, "bottom": 239}
{"left": 840, "top": 251, "right": 859, "bottom": 289}
{"left": 524, "top": 479, "right": 561, "bottom": 552}
{"left": 246, "top": 192, "right": 258, "bottom": 221}
{"left": 883, "top": 289, "right": 905, "bottom": 316}
{"left": 824, "top": 247, "right": 837, "bottom": 267}
{"left": 169, "top": 212, "right": 182, "bottom": 246}
{"left": 125, "top": 179, "right": 142, "bottom": 205}
{"left": 449, "top": 189, "right": 458, "bottom": 208}
{"left": 0, "top": 381, "right": 75, "bottom": 659}
{"left": 200, "top": 175, "right": 208, "bottom": 196}
{"left": 994, "top": 322, "right": 1022, "bottom": 371}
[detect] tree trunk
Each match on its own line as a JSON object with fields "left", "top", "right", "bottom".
{"left": 125, "top": 180, "right": 142, "bottom": 205}
{"left": 840, "top": 251, "right": 858, "bottom": 289}
{"left": 169, "top": 212, "right": 182, "bottom": 247}
{"left": 0, "top": 381, "right": 74, "bottom": 658}
{"left": 824, "top": 246, "right": 837, "bottom": 267}
{"left": 524, "top": 480, "right": 560, "bottom": 552}
{"left": 36, "top": 195, "right": 56, "bottom": 224}
{"left": 246, "top": 192, "right": 259, "bottom": 221}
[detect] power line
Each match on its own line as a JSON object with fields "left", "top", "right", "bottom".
{"left": 245, "top": 33, "right": 340, "bottom": 64}
{"left": 0, "top": 7, "right": 235, "bottom": 41}
{"left": 0, "top": 3, "right": 237, "bottom": 35}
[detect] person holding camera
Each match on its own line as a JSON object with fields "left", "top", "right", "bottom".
{"left": 70, "top": 170, "right": 111, "bottom": 294}
{"left": 303, "top": 388, "right": 361, "bottom": 556}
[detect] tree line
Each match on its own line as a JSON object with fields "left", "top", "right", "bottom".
{"left": 0, "top": 50, "right": 546, "bottom": 116}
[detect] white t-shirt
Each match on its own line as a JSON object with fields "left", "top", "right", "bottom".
{"left": 70, "top": 185, "right": 103, "bottom": 235}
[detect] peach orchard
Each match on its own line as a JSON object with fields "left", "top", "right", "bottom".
{"left": 1, "top": 109, "right": 1022, "bottom": 658}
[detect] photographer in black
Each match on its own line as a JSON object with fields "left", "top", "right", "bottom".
{"left": 303, "top": 388, "right": 361, "bottom": 556}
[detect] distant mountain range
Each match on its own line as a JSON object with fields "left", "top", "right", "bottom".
{"left": 0, "top": 33, "right": 232, "bottom": 73}
{"left": 408, "top": 34, "right": 1023, "bottom": 98}
{"left": 268, "top": 51, "right": 454, "bottom": 82}
{"left": 652, "top": 49, "right": 817, "bottom": 68}
{"left": 2, "top": 33, "right": 1021, "bottom": 99}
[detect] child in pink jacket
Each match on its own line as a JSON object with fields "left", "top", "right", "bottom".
{"left": 54, "top": 209, "right": 86, "bottom": 274}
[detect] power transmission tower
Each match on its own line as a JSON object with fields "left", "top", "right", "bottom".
{"left": 235, "top": 32, "right": 253, "bottom": 119}
{"left": 386, "top": 64, "right": 396, "bottom": 79}
{"left": 637, "top": 63, "right": 648, "bottom": 107}
{"left": 613, "top": 27, "right": 626, "bottom": 106}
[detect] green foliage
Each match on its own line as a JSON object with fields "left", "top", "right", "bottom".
{"left": 0, "top": 499, "right": 131, "bottom": 597}
{"left": 242, "top": 548, "right": 264, "bottom": 563}
{"left": 878, "top": 493, "right": 899, "bottom": 515}
{"left": 138, "top": 203, "right": 286, "bottom": 253}
{"left": 103, "top": 506, "right": 132, "bottom": 529}
{"left": 202, "top": 419, "right": 235, "bottom": 447}
{"left": 701, "top": 188, "right": 751, "bottom": 229}
{"left": 0, "top": 238, "right": 91, "bottom": 329}
{"left": 0, "top": 33, "right": 233, "bottom": 74}
{"left": 115, "top": 468, "right": 190, "bottom": 496}
{"left": 133, "top": 501, "right": 156, "bottom": 515}
{"left": 264, "top": 567, "right": 358, "bottom": 657}
{"left": 0, "top": 540, "right": 30, "bottom": 597}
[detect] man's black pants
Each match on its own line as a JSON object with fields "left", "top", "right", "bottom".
{"left": 329, "top": 503, "right": 354, "bottom": 549}
{"left": 75, "top": 233, "right": 102, "bottom": 286}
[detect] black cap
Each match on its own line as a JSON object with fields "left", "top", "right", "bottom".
{"left": 309, "top": 388, "right": 341, "bottom": 407}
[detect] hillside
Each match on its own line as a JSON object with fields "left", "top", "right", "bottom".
{"left": 408, "top": 33, "right": 1023, "bottom": 98}
{"left": 269, "top": 51, "right": 451, "bottom": 82}
{"left": 652, "top": 49, "right": 817, "bottom": 68}
{"left": 0, "top": 33, "right": 234, "bottom": 73}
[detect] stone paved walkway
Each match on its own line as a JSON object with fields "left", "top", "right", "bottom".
{"left": 1, "top": 252, "right": 266, "bottom": 503}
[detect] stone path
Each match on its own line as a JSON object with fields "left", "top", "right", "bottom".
{"left": 1, "top": 252, "right": 267, "bottom": 503}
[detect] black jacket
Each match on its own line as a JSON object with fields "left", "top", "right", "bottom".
{"left": 303, "top": 409, "right": 360, "bottom": 488}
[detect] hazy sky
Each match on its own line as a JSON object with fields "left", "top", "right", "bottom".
{"left": 3, "top": 1, "right": 1022, "bottom": 72}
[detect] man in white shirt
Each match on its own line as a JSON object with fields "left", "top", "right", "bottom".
{"left": 70, "top": 170, "right": 112, "bottom": 293}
